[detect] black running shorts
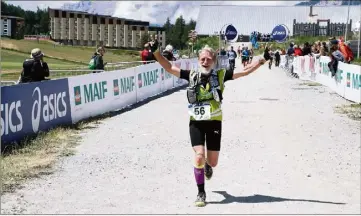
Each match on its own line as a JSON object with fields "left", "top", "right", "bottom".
{"left": 189, "top": 120, "right": 222, "bottom": 151}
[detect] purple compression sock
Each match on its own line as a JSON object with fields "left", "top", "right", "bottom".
{"left": 194, "top": 166, "right": 205, "bottom": 185}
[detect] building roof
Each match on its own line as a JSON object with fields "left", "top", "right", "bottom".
{"left": 1, "top": 15, "right": 25, "bottom": 20}
{"left": 48, "top": 7, "right": 150, "bottom": 25}
{"left": 195, "top": 5, "right": 361, "bottom": 36}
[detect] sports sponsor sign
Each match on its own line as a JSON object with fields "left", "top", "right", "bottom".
{"left": 291, "top": 55, "right": 361, "bottom": 103}
{"left": 271, "top": 24, "right": 289, "bottom": 43}
{"left": 68, "top": 68, "right": 137, "bottom": 123}
{"left": 1, "top": 79, "right": 72, "bottom": 143}
{"left": 224, "top": 24, "right": 238, "bottom": 41}
{"left": 2, "top": 58, "right": 198, "bottom": 144}
{"left": 136, "top": 63, "right": 162, "bottom": 102}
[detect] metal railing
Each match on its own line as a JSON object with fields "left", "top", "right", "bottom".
{"left": 282, "top": 55, "right": 299, "bottom": 79}
{"left": 0, "top": 81, "right": 17, "bottom": 86}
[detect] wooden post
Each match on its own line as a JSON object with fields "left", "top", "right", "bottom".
{"left": 293, "top": 19, "right": 296, "bottom": 36}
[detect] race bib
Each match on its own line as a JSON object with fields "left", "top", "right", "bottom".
{"left": 188, "top": 103, "right": 211, "bottom": 121}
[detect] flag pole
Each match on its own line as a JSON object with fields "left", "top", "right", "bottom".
{"left": 344, "top": 0, "right": 351, "bottom": 41}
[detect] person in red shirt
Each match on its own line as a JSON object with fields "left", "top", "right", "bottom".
{"left": 339, "top": 40, "right": 354, "bottom": 63}
{"left": 294, "top": 45, "right": 303, "bottom": 56}
{"left": 141, "top": 43, "right": 150, "bottom": 64}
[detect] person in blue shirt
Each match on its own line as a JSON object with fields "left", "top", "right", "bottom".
{"left": 241, "top": 47, "right": 250, "bottom": 67}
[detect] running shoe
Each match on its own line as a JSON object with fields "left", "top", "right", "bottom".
{"left": 205, "top": 163, "right": 213, "bottom": 180}
{"left": 195, "top": 191, "right": 206, "bottom": 207}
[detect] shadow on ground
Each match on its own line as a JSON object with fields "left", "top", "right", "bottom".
{"left": 207, "top": 191, "right": 346, "bottom": 205}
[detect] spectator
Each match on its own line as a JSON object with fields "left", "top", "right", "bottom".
{"left": 339, "top": 40, "right": 354, "bottom": 64}
{"left": 312, "top": 43, "right": 320, "bottom": 55}
{"left": 274, "top": 49, "right": 281, "bottom": 67}
{"left": 328, "top": 40, "right": 344, "bottom": 77}
{"left": 302, "top": 42, "right": 312, "bottom": 56}
{"left": 281, "top": 48, "right": 286, "bottom": 55}
{"left": 19, "top": 48, "right": 50, "bottom": 83}
{"left": 287, "top": 43, "right": 295, "bottom": 56}
{"left": 90, "top": 46, "right": 107, "bottom": 73}
{"left": 141, "top": 43, "right": 151, "bottom": 64}
{"left": 294, "top": 45, "right": 303, "bottom": 56}
{"left": 162, "top": 44, "right": 176, "bottom": 61}
{"left": 320, "top": 41, "right": 329, "bottom": 56}
{"left": 219, "top": 47, "right": 227, "bottom": 56}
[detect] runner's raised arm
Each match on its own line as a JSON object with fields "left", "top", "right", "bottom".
{"left": 232, "top": 56, "right": 268, "bottom": 79}
{"left": 150, "top": 39, "right": 181, "bottom": 78}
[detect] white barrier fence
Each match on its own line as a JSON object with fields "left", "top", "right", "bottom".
{"left": 280, "top": 55, "right": 361, "bottom": 103}
{"left": 1, "top": 58, "right": 196, "bottom": 144}
{"left": 68, "top": 58, "right": 196, "bottom": 123}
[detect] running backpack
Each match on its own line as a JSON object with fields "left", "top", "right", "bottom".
{"left": 88, "top": 56, "right": 97, "bottom": 70}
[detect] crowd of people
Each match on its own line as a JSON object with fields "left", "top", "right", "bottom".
{"left": 17, "top": 35, "right": 356, "bottom": 84}
{"left": 217, "top": 45, "right": 254, "bottom": 71}
{"left": 261, "top": 36, "right": 355, "bottom": 73}
{"left": 141, "top": 38, "right": 177, "bottom": 64}
{"left": 251, "top": 31, "right": 274, "bottom": 42}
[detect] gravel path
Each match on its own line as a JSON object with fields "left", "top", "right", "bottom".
{"left": 1, "top": 59, "right": 360, "bottom": 214}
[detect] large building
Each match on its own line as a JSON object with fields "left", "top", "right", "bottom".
{"left": 48, "top": 8, "right": 166, "bottom": 48}
{"left": 195, "top": 5, "right": 361, "bottom": 36}
{"left": 1, "top": 15, "right": 24, "bottom": 38}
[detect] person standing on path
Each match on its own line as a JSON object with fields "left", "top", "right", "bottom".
{"left": 149, "top": 38, "right": 269, "bottom": 207}
{"left": 227, "top": 46, "right": 237, "bottom": 71}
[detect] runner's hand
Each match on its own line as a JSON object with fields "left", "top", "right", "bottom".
{"left": 149, "top": 39, "right": 159, "bottom": 53}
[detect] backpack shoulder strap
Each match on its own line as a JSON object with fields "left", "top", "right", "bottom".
{"left": 189, "top": 69, "right": 199, "bottom": 87}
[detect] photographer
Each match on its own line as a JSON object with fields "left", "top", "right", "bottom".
{"left": 19, "top": 48, "right": 50, "bottom": 83}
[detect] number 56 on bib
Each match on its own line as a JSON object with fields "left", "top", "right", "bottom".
{"left": 188, "top": 103, "right": 211, "bottom": 121}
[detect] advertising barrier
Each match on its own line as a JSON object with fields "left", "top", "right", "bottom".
{"left": 1, "top": 58, "right": 199, "bottom": 144}
{"left": 68, "top": 58, "right": 196, "bottom": 124}
{"left": 288, "top": 55, "right": 361, "bottom": 103}
{"left": 1, "top": 79, "right": 72, "bottom": 143}
{"left": 68, "top": 67, "right": 138, "bottom": 123}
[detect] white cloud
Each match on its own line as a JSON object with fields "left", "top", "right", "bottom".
{"left": 6, "top": 0, "right": 301, "bottom": 25}
{"left": 5, "top": 1, "right": 77, "bottom": 11}
{"left": 112, "top": 1, "right": 300, "bottom": 24}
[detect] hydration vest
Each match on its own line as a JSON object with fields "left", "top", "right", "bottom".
{"left": 186, "top": 68, "right": 226, "bottom": 121}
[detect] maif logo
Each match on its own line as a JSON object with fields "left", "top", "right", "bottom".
{"left": 113, "top": 79, "right": 120, "bottom": 96}
{"left": 74, "top": 86, "right": 82, "bottom": 105}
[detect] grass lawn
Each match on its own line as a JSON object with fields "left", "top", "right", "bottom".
{"left": 1, "top": 49, "right": 87, "bottom": 81}
{"left": 1, "top": 38, "right": 141, "bottom": 64}
{"left": 1, "top": 39, "right": 143, "bottom": 81}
